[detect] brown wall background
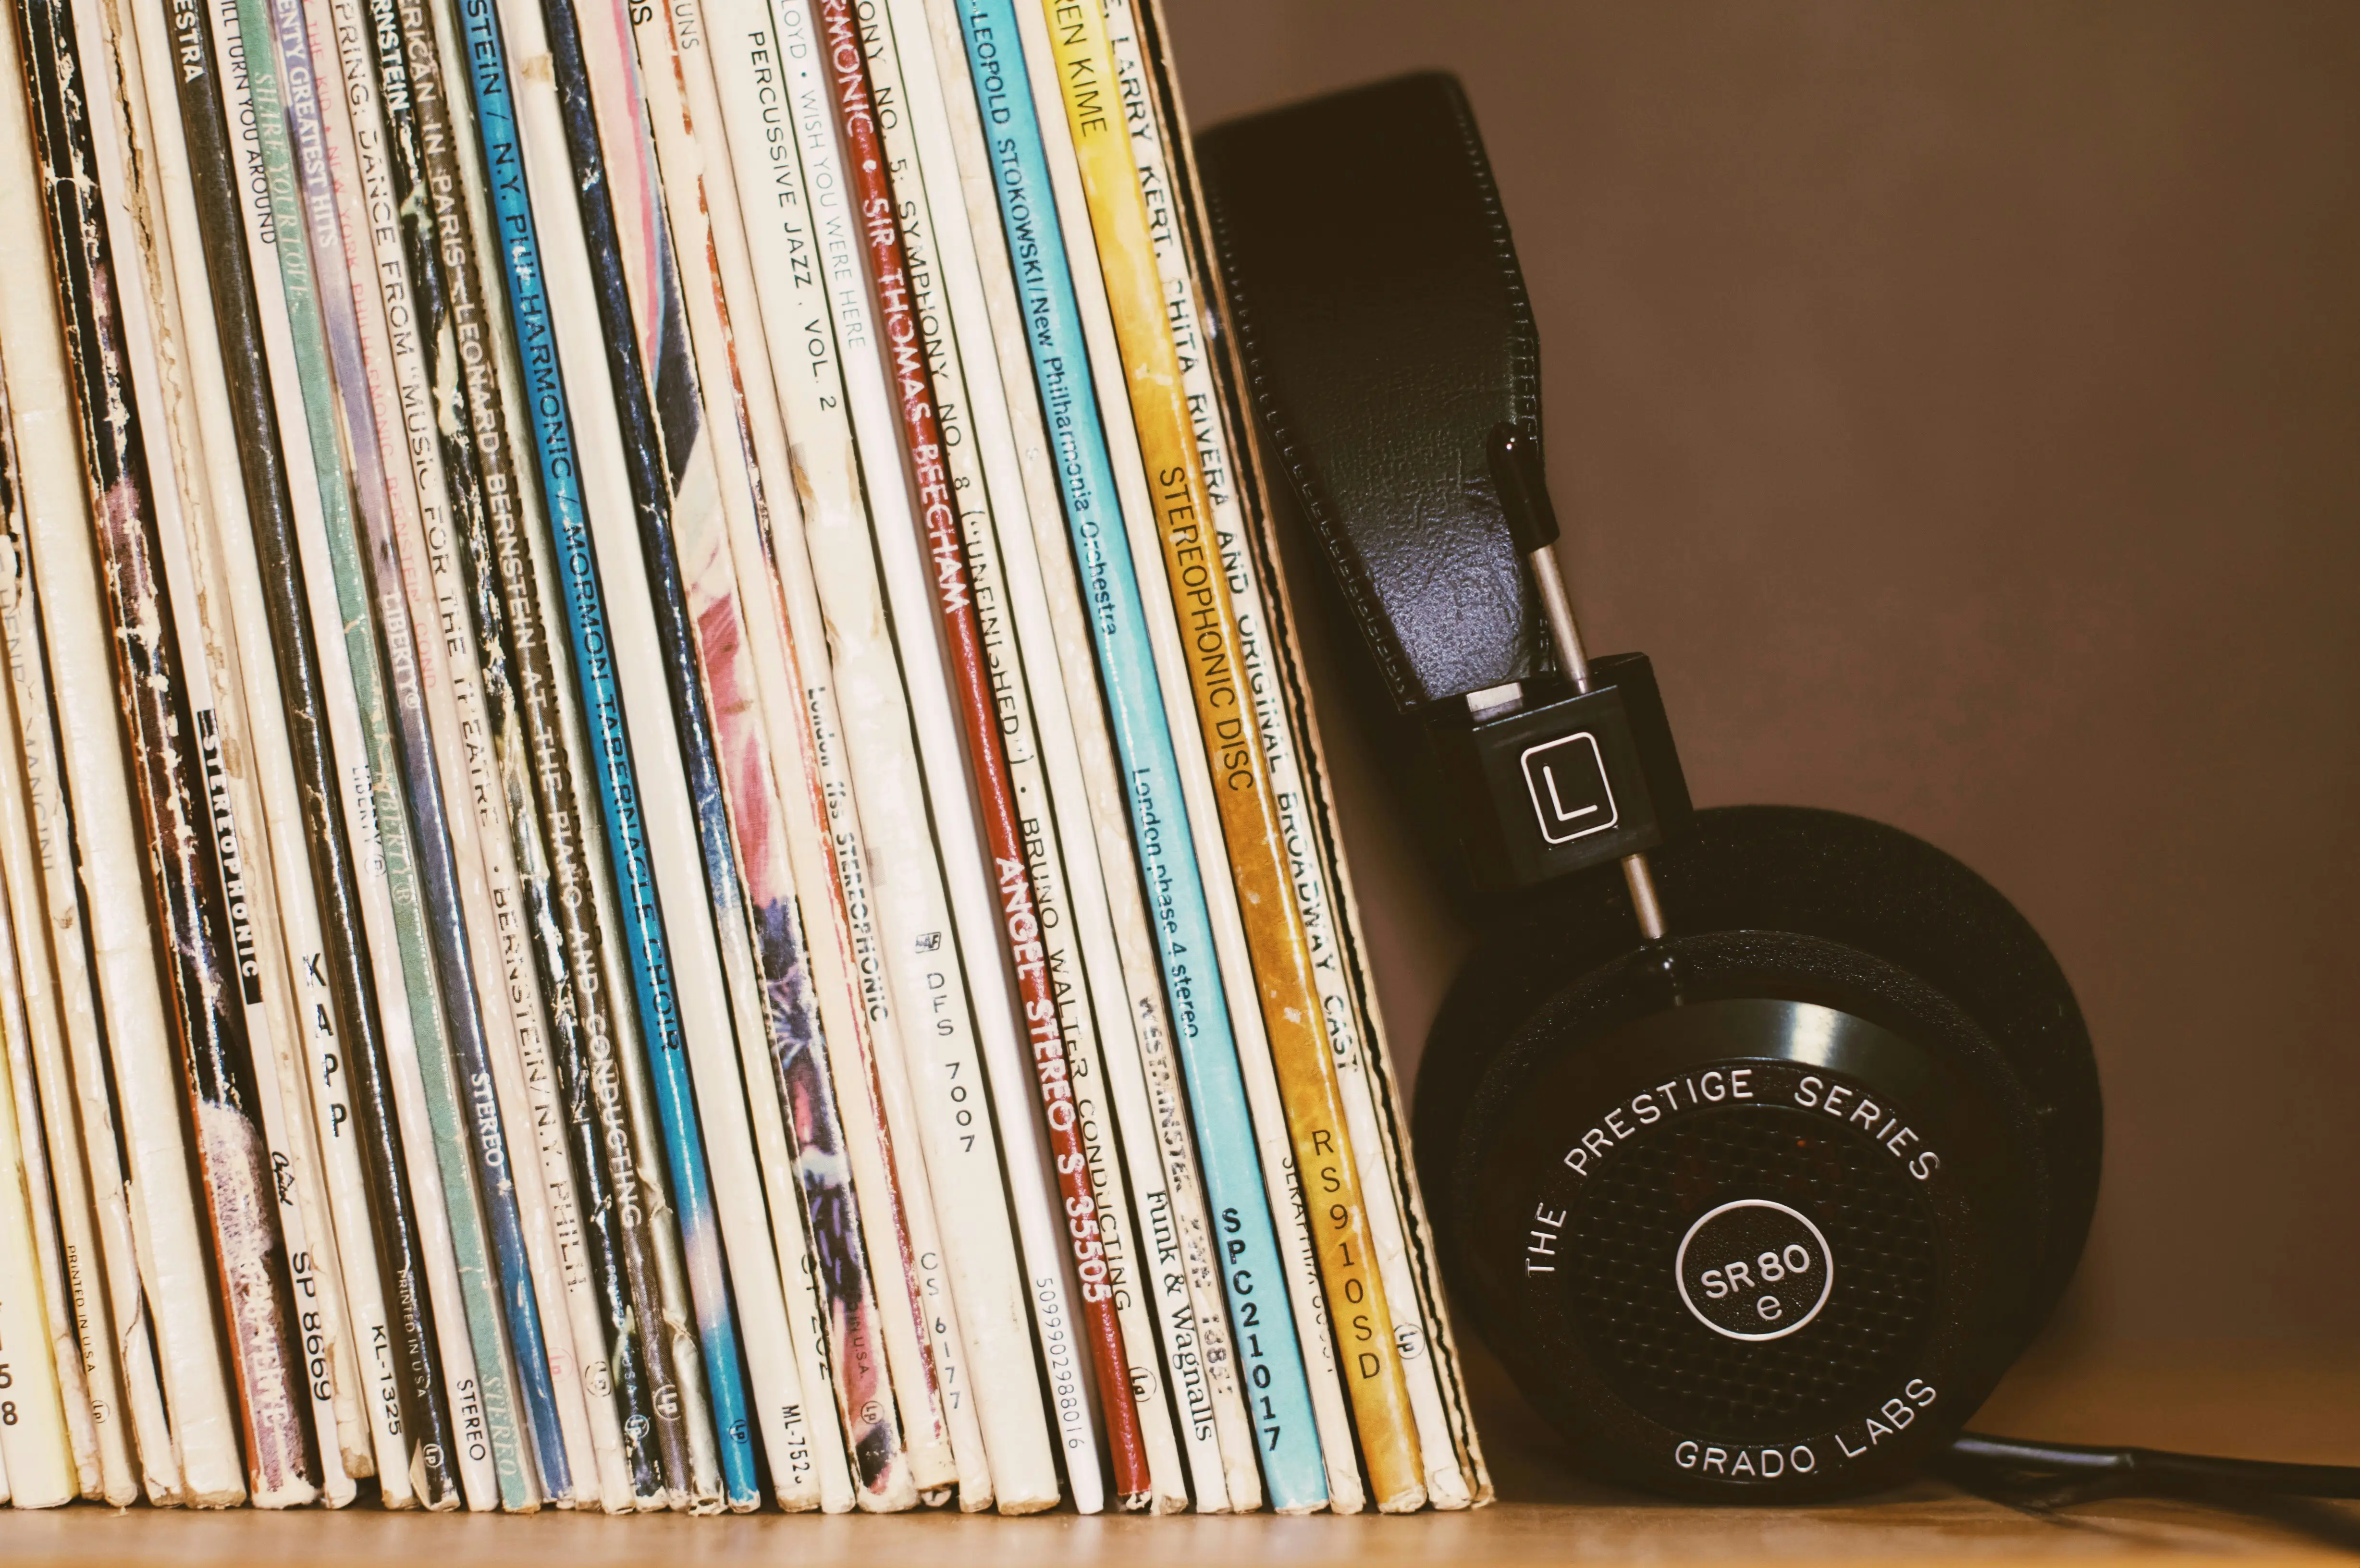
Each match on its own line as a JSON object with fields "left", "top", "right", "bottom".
{"left": 1166, "top": 1, "right": 2360, "bottom": 1343}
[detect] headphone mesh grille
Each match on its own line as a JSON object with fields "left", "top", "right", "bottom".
{"left": 1562, "top": 1104, "right": 1939, "bottom": 1441}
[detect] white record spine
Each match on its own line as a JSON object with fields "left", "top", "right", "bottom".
{"left": 1006, "top": 0, "right": 1364, "bottom": 1512}
{"left": 0, "top": 45, "right": 186, "bottom": 1502}
{"left": 0, "top": 748, "right": 77, "bottom": 1507}
{"left": 0, "top": 384, "right": 108, "bottom": 1507}
{"left": 0, "top": 778, "right": 94, "bottom": 1505}
{"left": 0, "top": 374, "right": 139, "bottom": 1506}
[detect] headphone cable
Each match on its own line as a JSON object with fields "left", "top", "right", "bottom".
{"left": 1944, "top": 1432, "right": 2360, "bottom": 1504}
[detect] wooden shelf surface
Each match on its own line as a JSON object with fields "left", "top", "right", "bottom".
{"left": 0, "top": 1338, "right": 2352, "bottom": 1566}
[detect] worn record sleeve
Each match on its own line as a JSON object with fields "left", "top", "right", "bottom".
{"left": 436, "top": 0, "right": 735, "bottom": 1504}
{"left": 0, "top": 363, "right": 117, "bottom": 1507}
{"left": 131, "top": 0, "right": 448, "bottom": 1503}
{"left": 0, "top": 45, "right": 190, "bottom": 1504}
{"left": 701, "top": 0, "right": 976, "bottom": 1509}
{"left": 0, "top": 743, "right": 78, "bottom": 1507}
{"left": 271, "top": 0, "right": 577, "bottom": 1501}
{"left": 28, "top": 0, "right": 323, "bottom": 1503}
{"left": 617, "top": 0, "right": 930, "bottom": 1511}
{"left": 0, "top": 359, "right": 142, "bottom": 1507}
{"left": 355, "top": 0, "right": 680, "bottom": 1510}
{"left": 1007, "top": 0, "right": 1369, "bottom": 1511}
{"left": 0, "top": 761, "right": 93, "bottom": 1508}
{"left": 868, "top": 0, "right": 1212, "bottom": 1507}
{"left": 12, "top": 0, "right": 253, "bottom": 1507}
{"left": 707, "top": 0, "right": 1060, "bottom": 1512}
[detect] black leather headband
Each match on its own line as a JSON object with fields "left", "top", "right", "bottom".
{"left": 1201, "top": 71, "right": 1549, "bottom": 713}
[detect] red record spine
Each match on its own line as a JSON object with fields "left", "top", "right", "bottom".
{"left": 816, "top": 0, "right": 1150, "bottom": 1508}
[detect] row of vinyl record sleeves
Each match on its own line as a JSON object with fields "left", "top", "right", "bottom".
{"left": 0, "top": 0, "right": 1492, "bottom": 1519}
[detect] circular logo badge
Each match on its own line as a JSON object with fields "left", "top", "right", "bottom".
{"left": 1674, "top": 1199, "right": 1834, "bottom": 1341}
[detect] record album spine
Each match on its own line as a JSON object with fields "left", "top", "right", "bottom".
{"left": 702, "top": 0, "right": 1032, "bottom": 1507}
{"left": 356, "top": 0, "right": 683, "bottom": 1507}
{"left": 1030, "top": 0, "right": 1425, "bottom": 1510}
{"left": 827, "top": 0, "right": 1178, "bottom": 1510}
{"left": 0, "top": 33, "right": 200, "bottom": 1502}
{"left": 106, "top": 0, "right": 381, "bottom": 1497}
{"left": 211, "top": 0, "right": 536, "bottom": 1503}
{"left": 17, "top": 0, "right": 318, "bottom": 1501}
{"left": 618, "top": 0, "right": 919, "bottom": 1509}
{"left": 776, "top": 0, "right": 1105, "bottom": 1508}
{"left": 946, "top": 0, "right": 1330, "bottom": 1511}
{"left": 0, "top": 778, "right": 95, "bottom": 1509}
{"left": 1106, "top": 0, "right": 1473, "bottom": 1508}
{"left": 0, "top": 656, "right": 78, "bottom": 1507}
{"left": 903, "top": 0, "right": 1258, "bottom": 1507}
{"left": 449, "top": 0, "right": 781, "bottom": 1505}
{"left": 0, "top": 360, "right": 141, "bottom": 1507}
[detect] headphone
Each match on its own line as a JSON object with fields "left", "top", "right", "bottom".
{"left": 1199, "top": 72, "right": 2355, "bottom": 1505}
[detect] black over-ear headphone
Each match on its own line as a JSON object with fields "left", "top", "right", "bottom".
{"left": 1199, "top": 73, "right": 2352, "bottom": 1506}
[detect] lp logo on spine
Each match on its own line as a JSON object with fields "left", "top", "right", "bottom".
{"left": 1521, "top": 732, "right": 1617, "bottom": 845}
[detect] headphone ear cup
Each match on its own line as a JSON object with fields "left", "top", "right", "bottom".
{"left": 1417, "top": 805, "right": 2102, "bottom": 1427}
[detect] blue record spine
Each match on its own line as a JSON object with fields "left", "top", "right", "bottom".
{"left": 445, "top": 0, "right": 762, "bottom": 1504}
{"left": 947, "top": 0, "right": 1328, "bottom": 1508}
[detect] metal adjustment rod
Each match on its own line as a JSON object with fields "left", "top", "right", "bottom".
{"left": 1488, "top": 426, "right": 1668, "bottom": 941}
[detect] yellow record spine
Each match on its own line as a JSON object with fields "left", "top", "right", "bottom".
{"left": 1031, "top": 0, "right": 1425, "bottom": 1510}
